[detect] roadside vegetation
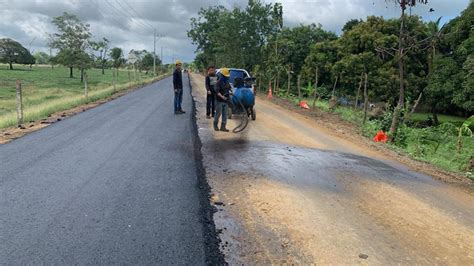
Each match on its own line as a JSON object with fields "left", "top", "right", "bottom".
{"left": 0, "top": 12, "right": 172, "bottom": 130}
{"left": 188, "top": 1, "right": 473, "bottom": 179}
{"left": 284, "top": 94, "right": 473, "bottom": 179}
{"left": 0, "top": 64, "right": 166, "bottom": 129}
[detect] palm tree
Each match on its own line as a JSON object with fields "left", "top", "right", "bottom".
{"left": 407, "top": 16, "right": 444, "bottom": 121}
{"left": 426, "top": 17, "right": 444, "bottom": 72}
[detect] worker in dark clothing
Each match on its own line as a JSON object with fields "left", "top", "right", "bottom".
{"left": 173, "top": 60, "right": 185, "bottom": 114}
{"left": 214, "top": 68, "right": 231, "bottom": 132}
{"left": 205, "top": 66, "right": 217, "bottom": 118}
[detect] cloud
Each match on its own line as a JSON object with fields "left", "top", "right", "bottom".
{"left": 0, "top": 0, "right": 470, "bottom": 63}
{"left": 281, "top": 0, "right": 470, "bottom": 32}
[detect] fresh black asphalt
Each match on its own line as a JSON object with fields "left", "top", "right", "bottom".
{"left": 0, "top": 74, "right": 215, "bottom": 264}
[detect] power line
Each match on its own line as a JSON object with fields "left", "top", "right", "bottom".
{"left": 119, "top": 0, "right": 156, "bottom": 30}
{"left": 104, "top": 0, "right": 140, "bottom": 31}
{"left": 103, "top": 0, "right": 129, "bottom": 20}
{"left": 114, "top": 0, "right": 152, "bottom": 31}
{"left": 88, "top": 0, "right": 126, "bottom": 33}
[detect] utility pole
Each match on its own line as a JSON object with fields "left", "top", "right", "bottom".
{"left": 154, "top": 31, "right": 165, "bottom": 77}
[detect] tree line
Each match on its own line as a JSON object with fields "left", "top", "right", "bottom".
{"left": 0, "top": 12, "right": 162, "bottom": 81}
{"left": 188, "top": 0, "right": 473, "bottom": 138}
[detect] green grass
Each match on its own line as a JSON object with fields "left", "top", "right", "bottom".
{"left": 409, "top": 112, "right": 466, "bottom": 124}
{"left": 0, "top": 64, "right": 168, "bottom": 128}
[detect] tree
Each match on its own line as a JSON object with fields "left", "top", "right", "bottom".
{"left": 425, "top": 55, "right": 461, "bottom": 124}
{"left": 139, "top": 51, "right": 158, "bottom": 72}
{"left": 385, "top": 0, "right": 429, "bottom": 139}
{"left": 91, "top": 37, "right": 110, "bottom": 74}
{"left": 275, "top": 24, "right": 337, "bottom": 75}
{"left": 110, "top": 47, "right": 124, "bottom": 76}
{"left": 442, "top": 2, "right": 474, "bottom": 113}
{"left": 457, "top": 55, "right": 474, "bottom": 112}
{"left": 49, "top": 12, "right": 92, "bottom": 78}
{"left": 188, "top": 0, "right": 282, "bottom": 70}
{"left": 342, "top": 19, "right": 362, "bottom": 32}
{"left": 302, "top": 40, "right": 340, "bottom": 93}
{"left": 33, "top": 51, "right": 51, "bottom": 65}
{"left": 193, "top": 52, "right": 209, "bottom": 71}
{"left": 405, "top": 16, "right": 444, "bottom": 117}
{"left": 0, "top": 38, "right": 35, "bottom": 69}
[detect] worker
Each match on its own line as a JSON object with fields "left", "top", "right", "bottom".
{"left": 173, "top": 60, "right": 185, "bottom": 114}
{"left": 214, "top": 68, "right": 231, "bottom": 132}
{"left": 205, "top": 66, "right": 217, "bottom": 118}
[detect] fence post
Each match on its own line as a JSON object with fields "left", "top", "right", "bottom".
{"left": 16, "top": 80, "right": 23, "bottom": 126}
{"left": 84, "top": 71, "right": 88, "bottom": 98}
{"left": 133, "top": 64, "right": 137, "bottom": 83}
{"left": 113, "top": 68, "right": 116, "bottom": 92}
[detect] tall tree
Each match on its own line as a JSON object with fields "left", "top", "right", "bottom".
{"left": 91, "top": 37, "right": 110, "bottom": 75}
{"left": 342, "top": 19, "right": 362, "bottom": 33}
{"left": 49, "top": 12, "right": 92, "bottom": 78}
{"left": 139, "top": 51, "right": 160, "bottom": 73}
{"left": 385, "top": 0, "right": 429, "bottom": 139}
{"left": 110, "top": 47, "right": 124, "bottom": 76}
{"left": 0, "top": 38, "right": 35, "bottom": 70}
{"left": 188, "top": 0, "right": 282, "bottom": 70}
{"left": 425, "top": 55, "right": 461, "bottom": 123}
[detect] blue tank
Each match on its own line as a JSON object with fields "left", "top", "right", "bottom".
{"left": 232, "top": 87, "right": 255, "bottom": 109}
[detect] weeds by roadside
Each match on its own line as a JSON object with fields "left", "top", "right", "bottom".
{"left": 0, "top": 65, "right": 168, "bottom": 129}
{"left": 279, "top": 94, "right": 474, "bottom": 180}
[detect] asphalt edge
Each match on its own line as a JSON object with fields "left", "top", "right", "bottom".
{"left": 187, "top": 73, "right": 227, "bottom": 265}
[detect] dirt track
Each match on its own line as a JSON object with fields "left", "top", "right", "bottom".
{"left": 190, "top": 73, "right": 474, "bottom": 264}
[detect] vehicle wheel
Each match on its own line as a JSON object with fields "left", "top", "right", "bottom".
{"left": 251, "top": 107, "right": 256, "bottom": 120}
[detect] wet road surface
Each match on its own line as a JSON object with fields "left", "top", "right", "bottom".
{"left": 190, "top": 73, "right": 474, "bottom": 264}
{"left": 0, "top": 75, "right": 208, "bottom": 264}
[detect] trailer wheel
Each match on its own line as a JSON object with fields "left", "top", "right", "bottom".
{"left": 251, "top": 107, "right": 256, "bottom": 120}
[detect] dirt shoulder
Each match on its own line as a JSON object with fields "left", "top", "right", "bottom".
{"left": 190, "top": 72, "right": 474, "bottom": 264}
{"left": 0, "top": 75, "right": 169, "bottom": 145}
{"left": 266, "top": 95, "right": 473, "bottom": 186}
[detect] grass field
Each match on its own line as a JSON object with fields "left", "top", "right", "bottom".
{"left": 0, "top": 64, "right": 168, "bottom": 129}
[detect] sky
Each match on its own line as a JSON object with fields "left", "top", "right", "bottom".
{"left": 0, "top": 0, "right": 470, "bottom": 64}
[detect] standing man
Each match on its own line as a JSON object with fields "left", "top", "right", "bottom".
{"left": 214, "top": 68, "right": 231, "bottom": 132}
{"left": 205, "top": 66, "right": 217, "bottom": 119}
{"left": 173, "top": 60, "right": 185, "bottom": 114}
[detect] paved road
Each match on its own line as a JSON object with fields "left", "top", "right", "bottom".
{"left": 190, "top": 73, "right": 474, "bottom": 265}
{"left": 0, "top": 75, "right": 208, "bottom": 264}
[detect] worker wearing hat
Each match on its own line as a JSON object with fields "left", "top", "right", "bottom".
{"left": 173, "top": 60, "right": 185, "bottom": 114}
{"left": 214, "top": 68, "right": 231, "bottom": 132}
